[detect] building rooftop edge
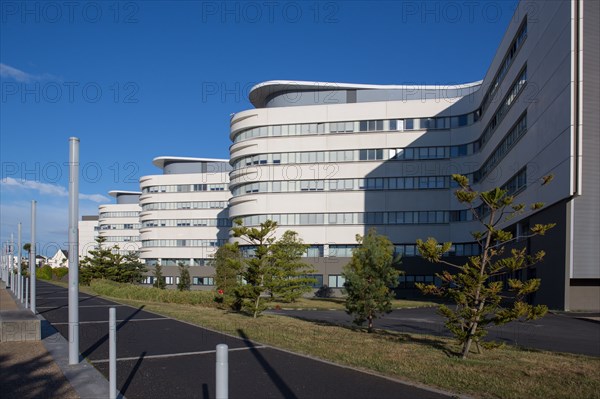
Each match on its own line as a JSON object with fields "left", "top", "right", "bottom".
{"left": 108, "top": 190, "right": 142, "bottom": 197}
{"left": 152, "top": 156, "right": 230, "bottom": 169}
{"left": 249, "top": 79, "right": 484, "bottom": 108}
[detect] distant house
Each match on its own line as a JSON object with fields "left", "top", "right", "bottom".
{"left": 35, "top": 255, "right": 48, "bottom": 268}
{"left": 48, "top": 249, "right": 69, "bottom": 268}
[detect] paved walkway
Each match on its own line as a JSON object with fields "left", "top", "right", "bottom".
{"left": 35, "top": 281, "right": 458, "bottom": 399}
{"left": 0, "top": 282, "right": 79, "bottom": 399}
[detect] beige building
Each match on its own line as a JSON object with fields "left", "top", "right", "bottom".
{"left": 228, "top": 0, "right": 599, "bottom": 310}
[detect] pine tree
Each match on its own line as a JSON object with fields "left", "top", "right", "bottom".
{"left": 416, "top": 174, "right": 554, "bottom": 359}
{"left": 269, "top": 230, "right": 316, "bottom": 302}
{"left": 80, "top": 236, "right": 113, "bottom": 285}
{"left": 343, "top": 228, "right": 401, "bottom": 333}
{"left": 152, "top": 263, "right": 166, "bottom": 289}
{"left": 213, "top": 243, "right": 243, "bottom": 310}
{"left": 79, "top": 237, "right": 146, "bottom": 285}
{"left": 232, "top": 220, "right": 278, "bottom": 318}
{"left": 177, "top": 263, "right": 191, "bottom": 291}
{"left": 231, "top": 219, "right": 316, "bottom": 318}
{"left": 118, "top": 251, "right": 147, "bottom": 284}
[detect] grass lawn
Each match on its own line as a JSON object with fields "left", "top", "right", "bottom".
{"left": 67, "top": 281, "right": 600, "bottom": 399}
{"left": 266, "top": 296, "right": 437, "bottom": 311}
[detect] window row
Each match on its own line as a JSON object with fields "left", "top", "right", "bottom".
{"left": 142, "top": 183, "right": 228, "bottom": 194}
{"left": 232, "top": 111, "right": 484, "bottom": 143}
{"left": 141, "top": 239, "right": 227, "bottom": 248}
{"left": 477, "top": 66, "right": 527, "bottom": 151}
{"left": 101, "top": 236, "right": 140, "bottom": 242}
{"left": 141, "top": 201, "right": 228, "bottom": 211}
{"left": 141, "top": 218, "right": 232, "bottom": 228}
{"left": 99, "top": 211, "right": 140, "bottom": 218}
{"left": 232, "top": 176, "right": 451, "bottom": 196}
{"left": 480, "top": 20, "right": 527, "bottom": 116}
{"left": 239, "top": 210, "right": 478, "bottom": 227}
{"left": 330, "top": 242, "right": 481, "bottom": 258}
{"left": 141, "top": 276, "right": 215, "bottom": 286}
{"left": 240, "top": 242, "right": 480, "bottom": 259}
{"left": 99, "top": 223, "right": 141, "bottom": 230}
{"left": 144, "top": 258, "right": 210, "bottom": 267}
{"left": 398, "top": 275, "right": 440, "bottom": 289}
{"left": 232, "top": 145, "right": 473, "bottom": 170}
{"left": 502, "top": 167, "right": 527, "bottom": 195}
{"left": 475, "top": 112, "right": 527, "bottom": 182}
{"left": 240, "top": 245, "right": 323, "bottom": 258}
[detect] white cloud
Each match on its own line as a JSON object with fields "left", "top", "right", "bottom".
{"left": 0, "top": 63, "right": 58, "bottom": 83}
{"left": 1, "top": 201, "right": 104, "bottom": 255}
{"left": 1, "top": 177, "right": 109, "bottom": 203}
{"left": 0, "top": 63, "right": 32, "bottom": 82}
{"left": 2, "top": 176, "right": 67, "bottom": 196}
{"left": 79, "top": 193, "right": 110, "bottom": 203}
{"left": 0, "top": 202, "right": 69, "bottom": 256}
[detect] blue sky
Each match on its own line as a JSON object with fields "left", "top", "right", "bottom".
{"left": 0, "top": 0, "right": 519, "bottom": 255}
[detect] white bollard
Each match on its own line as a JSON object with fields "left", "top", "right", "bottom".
{"left": 109, "top": 307, "right": 117, "bottom": 399}
{"left": 216, "top": 344, "right": 229, "bottom": 399}
{"left": 25, "top": 277, "right": 29, "bottom": 309}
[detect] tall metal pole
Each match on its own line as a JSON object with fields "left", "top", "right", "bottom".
{"left": 30, "top": 200, "right": 36, "bottom": 314}
{"left": 109, "top": 307, "right": 117, "bottom": 399}
{"left": 68, "top": 137, "right": 80, "bottom": 365}
{"left": 25, "top": 277, "right": 29, "bottom": 309}
{"left": 10, "top": 233, "right": 14, "bottom": 292}
{"left": 17, "top": 223, "right": 22, "bottom": 300}
{"left": 2, "top": 243, "right": 6, "bottom": 283}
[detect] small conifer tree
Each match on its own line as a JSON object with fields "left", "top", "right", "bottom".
{"left": 343, "top": 228, "right": 401, "bottom": 333}
{"left": 416, "top": 174, "right": 554, "bottom": 358}
{"left": 153, "top": 263, "right": 166, "bottom": 289}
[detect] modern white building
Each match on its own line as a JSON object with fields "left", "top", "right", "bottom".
{"left": 138, "top": 157, "right": 231, "bottom": 287}
{"left": 98, "top": 191, "right": 142, "bottom": 254}
{"left": 78, "top": 215, "right": 99, "bottom": 259}
{"left": 228, "top": 0, "right": 599, "bottom": 310}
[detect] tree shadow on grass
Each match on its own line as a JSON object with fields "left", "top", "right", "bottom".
{"left": 278, "top": 314, "right": 463, "bottom": 358}
{"left": 371, "top": 329, "right": 463, "bottom": 358}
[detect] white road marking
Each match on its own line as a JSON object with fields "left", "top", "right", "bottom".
{"left": 91, "top": 345, "right": 267, "bottom": 363}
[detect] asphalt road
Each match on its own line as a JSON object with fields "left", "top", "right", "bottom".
{"left": 269, "top": 307, "right": 600, "bottom": 357}
{"left": 35, "top": 281, "right": 455, "bottom": 399}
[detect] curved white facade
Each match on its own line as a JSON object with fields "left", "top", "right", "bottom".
{"left": 228, "top": 0, "right": 600, "bottom": 310}
{"left": 98, "top": 191, "right": 142, "bottom": 255}
{"left": 78, "top": 215, "right": 99, "bottom": 258}
{"left": 138, "top": 157, "right": 231, "bottom": 287}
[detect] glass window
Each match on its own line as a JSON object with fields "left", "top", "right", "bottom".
{"left": 328, "top": 275, "right": 346, "bottom": 288}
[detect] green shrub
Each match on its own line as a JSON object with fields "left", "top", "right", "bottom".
{"left": 88, "top": 279, "right": 216, "bottom": 307}
{"left": 53, "top": 267, "right": 69, "bottom": 280}
{"left": 38, "top": 265, "right": 53, "bottom": 280}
